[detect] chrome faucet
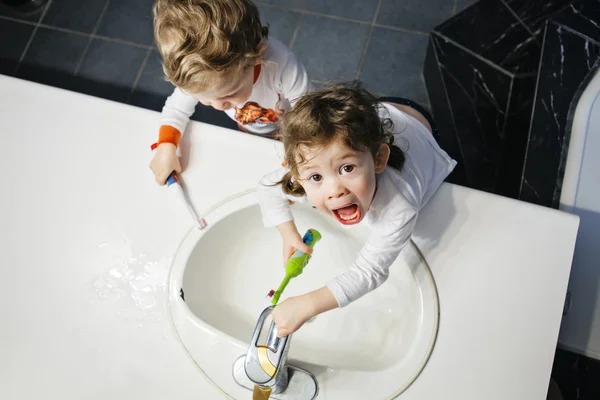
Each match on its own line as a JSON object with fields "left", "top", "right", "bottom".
{"left": 244, "top": 306, "right": 291, "bottom": 393}
{"left": 232, "top": 306, "right": 318, "bottom": 399}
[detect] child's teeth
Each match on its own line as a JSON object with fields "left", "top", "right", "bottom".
{"left": 339, "top": 209, "right": 358, "bottom": 220}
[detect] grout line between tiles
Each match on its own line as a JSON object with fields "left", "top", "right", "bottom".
{"left": 518, "top": 23, "right": 548, "bottom": 197}
{"left": 499, "top": 0, "right": 537, "bottom": 37}
{"left": 127, "top": 47, "right": 153, "bottom": 103}
{"left": 373, "top": 23, "right": 429, "bottom": 37}
{"left": 74, "top": 0, "right": 111, "bottom": 76}
{"left": 355, "top": 0, "right": 382, "bottom": 80}
{"left": 288, "top": 13, "right": 303, "bottom": 49}
{"left": 14, "top": 0, "right": 52, "bottom": 73}
{"left": 451, "top": 0, "right": 457, "bottom": 16}
{"left": 91, "top": 34, "right": 154, "bottom": 49}
{"left": 256, "top": 2, "right": 372, "bottom": 25}
{"left": 432, "top": 31, "right": 515, "bottom": 78}
{"left": 555, "top": 22, "right": 600, "bottom": 47}
{"left": 0, "top": 14, "right": 37, "bottom": 26}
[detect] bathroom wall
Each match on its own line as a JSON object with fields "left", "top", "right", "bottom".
{"left": 424, "top": 0, "right": 575, "bottom": 198}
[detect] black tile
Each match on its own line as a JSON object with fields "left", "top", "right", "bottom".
{"left": 292, "top": 15, "right": 370, "bottom": 81}
{"left": 423, "top": 39, "right": 468, "bottom": 186}
{"left": 360, "top": 28, "right": 429, "bottom": 104}
{"left": 258, "top": 5, "right": 300, "bottom": 48}
{"left": 264, "top": 0, "right": 380, "bottom": 21}
{"left": 302, "top": 0, "right": 379, "bottom": 22}
{"left": 519, "top": 22, "right": 600, "bottom": 207}
{"left": 377, "top": 0, "right": 454, "bottom": 32}
{"left": 0, "top": 0, "right": 47, "bottom": 22}
{"left": 0, "top": 19, "right": 33, "bottom": 75}
{"left": 42, "top": 0, "right": 107, "bottom": 33}
{"left": 454, "top": 0, "right": 478, "bottom": 16}
{"left": 76, "top": 39, "right": 148, "bottom": 102}
{"left": 496, "top": 74, "right": 536, "bottom": 197}
{"left": 504, "top": 0, "right": 573, "bottom": 33}
{"left": 435, "top": 0, "right": 537, "bottom": 74}
{"left": 310, "top": 80, "right": 333, "bottom": 90}
{"left": 17, "top": 27, "right": 89, "bottom": 90}
{"left": 95, "top": 0, "right": 155, "bottom": 45}
{"left": 432, "top": 33, "right": 513, "bottom": 193}
{"left": 553, "top": 0, "right": 600, "bottom": 45}
{"left": 499, "top": 28, "right": 543, "bottom": 75}
{"left": 262, "top": 0, "right": 305, "bottom": 9}
{"left": 552, "top": 348, "right": 600, "bottom": 400}
{"left": 129, "top": 50, "right": 175, "bottom": 111}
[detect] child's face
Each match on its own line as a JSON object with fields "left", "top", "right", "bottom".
{"left": 296, "top": 139, "right": 388, "bottom": 226}
{"left": 191, "top": 65, "right": 256, "bottom": 111}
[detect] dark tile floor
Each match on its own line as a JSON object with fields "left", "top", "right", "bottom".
{"left": 1, "top": 1, "right": 599, "bottom": 400}
{"left": 0, "top": 0, "right": 479, "bottom": 127}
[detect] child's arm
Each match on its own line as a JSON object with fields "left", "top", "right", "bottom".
{"left": 256, "top": 167, "right": 295, "bottom": 227}
{"left": 327, "top": 213, "right": 418, "bottom": 307}
{"left": 257, "top": 168, "right": 312, "bottom": 262}
{"left": 150, "top": 88, "right": 197, "bottom": 184}
{"left": 271, "top": 212, "right": 418, "bottom": 337}
{"left": 271, "top": 286, "right": 338, "bottom": 338}
{"left": 158, "top": 87, "right": 198, "bottom": 137}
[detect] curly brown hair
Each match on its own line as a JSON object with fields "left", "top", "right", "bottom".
{"left": 153, "top": 0, "right": 268, "bottom": 93}
{"left": 279, "top": 81, "right": 406, "bottom": 196}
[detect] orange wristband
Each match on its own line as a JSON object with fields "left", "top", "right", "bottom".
{"left": 158, "top": 125, "right": 181, "bottom": 147}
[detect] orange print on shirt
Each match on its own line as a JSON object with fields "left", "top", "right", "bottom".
{"left": 234, "top": 94, "right": 286, "bottom": 125}
{"left": 235, "top": 102, "right": 279, "bottom": 124}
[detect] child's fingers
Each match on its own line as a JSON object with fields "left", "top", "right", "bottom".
{"left": 296, "top": 240, "right": 313, "bottom": 255}
{"left": 173, "top": 160, "right": 182, "bottom": 173}
{"left": 283, "top": 245, "right": 294, "bottom": 266}
{"left": 155, "top": 172, "right": 168, "bottom": 185}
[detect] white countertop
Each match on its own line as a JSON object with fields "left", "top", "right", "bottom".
{"left": 0, "top": 75, "right": 579, "bottom": 399}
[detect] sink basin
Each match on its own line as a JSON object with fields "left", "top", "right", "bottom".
{"left": 167, "top": 190, "right": 439, "bottom": 399}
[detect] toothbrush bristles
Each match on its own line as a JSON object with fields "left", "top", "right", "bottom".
{"left": 266, "top": 289, "right": 275, "bottom": 298}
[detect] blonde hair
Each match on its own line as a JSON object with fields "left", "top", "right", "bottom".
{"left": 278, "top": 81, "right": 405, "bottom": 197}
{"left": 153, "top": 0, "right": 268, "bottom": 92}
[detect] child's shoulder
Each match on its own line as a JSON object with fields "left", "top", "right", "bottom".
{"left": 263, "top": 37, "right": 293, "bottom": 63}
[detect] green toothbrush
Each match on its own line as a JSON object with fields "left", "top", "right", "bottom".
{"left": 267, "top": 229, "right": 322, "bottom": 305}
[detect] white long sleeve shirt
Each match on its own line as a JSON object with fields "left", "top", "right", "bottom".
{"left": 257, "top": 103, "right": 457, "bottom": 307}
{"left": 158, "top": 37, "right": 311, "bottom": 136}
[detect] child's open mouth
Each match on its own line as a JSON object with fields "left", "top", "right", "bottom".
{"left": 332, "top": 204, "right": 361, "bottom": 225}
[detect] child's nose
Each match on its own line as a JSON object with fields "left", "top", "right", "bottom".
{"left": 327, "top": 179, "right": 347, "bottom": 199}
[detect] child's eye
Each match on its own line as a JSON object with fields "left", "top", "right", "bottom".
{"left": 340, "top": 165, "right": 355, "bottom": 174}
{"left": 308, "top": 174, "right": 322, "bottom": 182}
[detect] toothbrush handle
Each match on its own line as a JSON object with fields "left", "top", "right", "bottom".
{"left": 272, "top": 276, "right": 291, "bottom": 305}
{"left": 165, "top": 171, "right": 178, "bottom": 186}
{"left": 165, "top": 172, "right": 204, "bottom": 229}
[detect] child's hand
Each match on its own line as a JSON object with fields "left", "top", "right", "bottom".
{"left": 276, "top": 221, "right": 312, "bottom": 266}
{"left": 150, "top": 143, "right": 181, "bottom": 185}
{"left": 271, "top": 295, "right": 315, "bottom": 337}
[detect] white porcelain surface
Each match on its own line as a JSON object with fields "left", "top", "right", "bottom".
{"left": 0, "top": 75, "right": 579, "bottom": 400}
{"left": 168, "top": 191, "right": 439, "bottom": 399}
{"left": 558, "top": 68, "right": 600, "bottom": 359}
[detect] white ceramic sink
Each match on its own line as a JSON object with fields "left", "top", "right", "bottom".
{"left": 168, "top": 190, "right": 439, "bottom": 399}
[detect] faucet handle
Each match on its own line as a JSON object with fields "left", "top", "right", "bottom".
{"left": 245, "top": 306, "right": 291, "bottom": 385}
